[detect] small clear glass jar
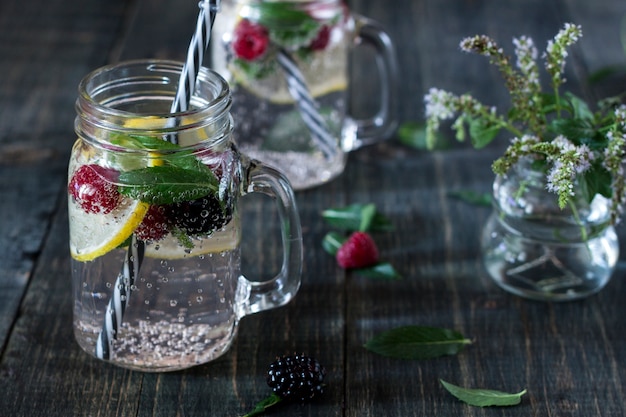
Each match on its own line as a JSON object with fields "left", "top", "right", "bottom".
{"left": 481, "top": 159, "right": 619, "bottom": 301}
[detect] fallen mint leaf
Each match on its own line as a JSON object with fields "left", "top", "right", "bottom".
{"left": 398, "top": 122, "right": 429, "bottom": 149}
{"left": 398, "top": 122, "right": 451, "bottom": 150}
{"left": 364, "top": 326, "right": 472, "bottom": 360}
{"left": 322, "top": 231, "right": 346, "bottom": 256}
{"left": 322, "top": 203, "right": 393, "bottom": 232}
{"left": 241, "top": 393, "right": 282, "bottom": 417}
{"left": 440, "top": 379, "right": 527, "bottom": 407}
{"left": 353, "top": 262, "right": 401, "bottom": 280}
{"left": 448, "top": 190, "right": 492, "bottom": 206}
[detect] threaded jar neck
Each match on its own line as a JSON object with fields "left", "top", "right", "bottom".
{"left": 75, "top": 60, "right": 233, "bottom": 151}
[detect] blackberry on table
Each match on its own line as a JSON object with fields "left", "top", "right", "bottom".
{"left": 266, "top": 354, "right": 326, "bottom": 403}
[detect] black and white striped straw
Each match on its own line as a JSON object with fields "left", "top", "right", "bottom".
{"left": 95, "top": 0, "right": 220, "bottom": 360}
{"left": 171, "top": 0, "right": 218, "bottom": 115}
{"left": 95, "top": 238, "right": 144, "bottom": 359}
{"left": 276, "top": 49, "right": 338, "bottom": 160}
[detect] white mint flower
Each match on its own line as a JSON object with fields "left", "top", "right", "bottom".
{"left": 615, "top": 105, "right": 626, "bottom": 127}
{"left": 546, "top": 160, "right": 576, "bottom": 197}
{"left": 545, "top": 23, "right": 583, "bottom": 85}
{"left": 424, "top": 88, "right": 456, "bottom": 120}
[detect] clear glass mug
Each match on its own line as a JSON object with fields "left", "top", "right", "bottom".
{"left": 211, "top": 0, "right": 398, "bottom": 189}
{"left": 69, "top": 60, "right": 303, "bottom": 372}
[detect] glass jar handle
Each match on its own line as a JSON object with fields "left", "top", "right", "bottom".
{"left": 345, "top": 14, "right": 398, "bottom": 151}
{"left": 238, "top": 159, "right": 303, "bottom": 317}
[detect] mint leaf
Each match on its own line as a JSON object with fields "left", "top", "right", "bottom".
{"left": 448, "top": 190, "right": 492, "bottom": 206}
{"left": 118, "top": 166, "right": 218, "bottom": 205}
{"left": 255, "top": 2, "right": 322, "bottom": 49}
{"left": 564, "top": 92, "right": 594, "bottom": 121}
{"left": 110, "top": 134, "right": 180, "bottom": 150}
{"left": 468, "top": 117, "right": 500, "bottom": 149}
{"left": 398, "top": 122, "right": 428, "bottom": 149}
{"left": 322, "top": 204, "right": 393, "bottom": 232}
{"left": 353, "top": 262, "right": 401, "bottom": 280}
{"left": 364, "top": 326, "right": 472, "bottom": 360}
{"left": 440, "top": 380, "right": 527, "bottom": 407}
{"left": 242, "top": 393, "right": 283, "bottom": 417}
{"left": 322, "top": 231, "right": 346, "bottom": 256}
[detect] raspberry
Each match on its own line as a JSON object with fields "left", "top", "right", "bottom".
{"left": 266, "top": 354, "right": 326, "bottom": 403}
{"left": 68, "top": 164, "right": 121, "bottom": 214}
{"left": 336, "top": 231, "right": 379, "bottom": 269}
{"left": 135, "top": 205, "right": 169, "bottom": 242}
{"left": 309, "top": 25, "right": 330, "bottom": 51}
{"left": 166, "top": 195, "right": 232, "bottom": 236}
{"left": 232, "top": 19, "right": 270, "bottom": 61}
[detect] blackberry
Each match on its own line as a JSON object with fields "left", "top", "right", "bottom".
{"left": 166, "top": 194, "right": 232, "bottom": 236}
{"left": 266, "top": 354, "right": 326, "bottom": 403}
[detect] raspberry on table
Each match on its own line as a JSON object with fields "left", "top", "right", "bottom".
{"left": 266, "top": 354, "right": 326, "bottom": 403}
{"left": 68, "top": 164, "right": 121, "bottom": 214}
{"left": 232, "top": 19, "right": 270, "bottom": 61}
{"left": 336, "top": 231, "right": 379, "bottom": 269}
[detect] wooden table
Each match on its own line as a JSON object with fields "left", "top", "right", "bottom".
{"left": 1, "top": 0, "right": 625, "bottom": 416}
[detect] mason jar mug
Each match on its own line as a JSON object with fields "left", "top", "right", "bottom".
{"left": 69, "top": 60, "right": 303, "bottom": 371}
{"left": 211, "top": 0, "right": 398, "bottom": 189}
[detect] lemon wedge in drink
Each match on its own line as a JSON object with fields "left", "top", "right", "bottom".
{"left": 69, "top": 197, "right": 150, "bottom": 262}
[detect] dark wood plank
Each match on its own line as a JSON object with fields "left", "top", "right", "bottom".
{"left": 0, "top": 0, "right": 128, "bottom": 347}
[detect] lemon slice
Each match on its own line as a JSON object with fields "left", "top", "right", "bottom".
{"left": 70, "top": 197, "right": 150, "bottom": 262}
{"left": 144, "top": 217, "right": 241, "bottom": 260}
{"left": 70, "top": 117, "right": 160, "bottom": 262}
{"left": 231, "top": 46, "right": 348, "bottom": 104}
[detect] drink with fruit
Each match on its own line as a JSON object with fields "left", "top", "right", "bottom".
{"left": 211, "top": 0, "right": 398, "bottom": 190}
{"left": 69, "top": 60, "right": 302, "bottom": 371}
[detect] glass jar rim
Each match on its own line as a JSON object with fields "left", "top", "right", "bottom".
{"left": 76, "top": 59, "right": 231, "bottom": 142}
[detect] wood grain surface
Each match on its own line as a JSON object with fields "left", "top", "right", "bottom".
{"left": 1, "top": 0, "right": 625, "bottom": 416}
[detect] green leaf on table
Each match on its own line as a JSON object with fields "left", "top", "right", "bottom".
{"left": 398, "top": 122, "right": 428, "bottom": 149}
{"left": 322, "top": 203, "right": 393, "bottom": 232}
{"left": 440, "top": 379, "right": 527, "bottom": 407}
{"left": 118, "top": 165, "right": 219, "bottom": 205}
{"left": 322, "top": 231, "right": 346, "bottom": 256}
{"left": 448, "top": 190, "right": 492, "bottom": 206}
{"left": 364, "top": 326, "right": 472, "bottom": 359}
{"left": 242, "top": 393, "right": 283, "bottom": 417}
{"left": 353, "top": 262, "right": 402, "bottom": 280}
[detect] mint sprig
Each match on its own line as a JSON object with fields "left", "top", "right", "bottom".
{"left": 118, "top": 165, "right": 219, "bottom": 205}
{"left": 113, "top": 133, "right": 221, "bottom": 206}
